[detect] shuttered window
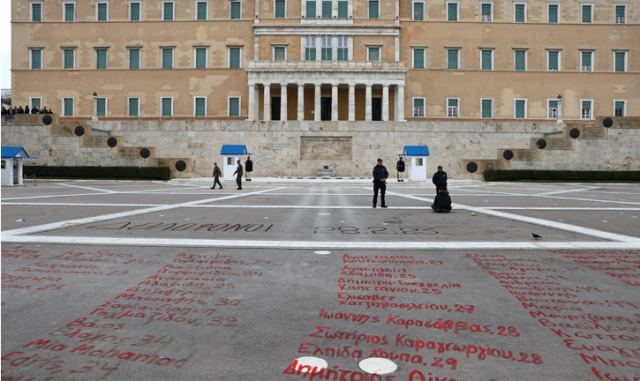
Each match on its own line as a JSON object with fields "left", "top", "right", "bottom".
{"left": 615, "top": 5, "right": 625, "bottom": 23}
{"left": 162, "top": 48, "right": 173, "bottom": 69}
{"left": 369, "top": 0, "right": 379, "bottom": 19}
{"left": 229, "top": 47, "right": 241, "bottom": 68}
{"left": 548, "top": 51, "right": 559, "bottom": 71}
{"left": 163, "top": 2, "right": 174, "bottom": 21}
{"left": 128, "top": 98, "right": 139, "bottom": 117}
{"left": 64, "top": 3, "right": 75, "bottom": 22}
{"left": 229, "top": 97, "right": 240, "bottom": 117}
{"left": 614, "top": 51, "right": 626, "bottom": 72}
{"left": 481, "top": 99, "right": 492, "bottom": 118}
{"left": 447, "top": 2, "right": 458, "bottom": 21}
{"left": 161, "top": 98, "right": 172, "bottom": 116}
{"left": 413, "top": 1, "right": 424, "bottom": 20}
{"left": 515, "top": 4, "right": 525, "bottom": 22}
{"left": 306, "top": 1, "right": 316, "bottom": 17}
{"left": 481, "top": 50, "right": 492, "bottom": 70}
{"left": 96, "top": 98, "right": 106, "bottom": 116}
{"left": 481, "top": 3, "right": 491, "bottom": 21}
{"left": 32, "top": 3, "right": 42, "bottom": 22}
{"left": 196, "top": 2, "right": 207, "bottom": 20}
{"left": 447, "top": 49, "right": 459, "bottom": 69}
{"left": 96, "top": 48, "right": 108, "bottom": 69}
{"left": 515, "top": 50, "right": 526, "bottom": 71}
{"left": 130, "top": 2, "right": 141, "bottom": 21}
{"left": 63, "top": 49, "right": 75, "bottom": 69}
{"left": 195, "top": 97, "right": 206, "bottom": 116}
{"left": 581, "top": 51, "right": 592, "bottom": 71}
{"left": 338, "top": 0, "right": 348, "bottom": 18}
{"left": 322, "top": 0, "right": 331, "bottom": 18}
{"left": 413, "top": 48, "right": 424, "bottom": 69}
{"left": 275, "top": 0, "right": 285, "bottom": 18}
{"left": 515, "top": 100, "right": 526, "bottom": 119}
{"left": 581, "top": 4, "right": 592, "bottom": 23}
{"left": 129, "top": 48, "right": 140, "bottom": 69}
{"left": 195, "top": 48, "right": 207, "bottom": 69}
{"left": 614, "top": 101, "right": 625, "bottom": 117}
{"left": 63, "top": 98, "right": 74, "bottom": 116}
{"left": 231, "top": 1, "right": 241, "bottom": 19}
{"left": 97, "top": 2, "right": 108, "bottom": 21}
{"left": 548, "top": 4, "right": 558, "bottom": 23}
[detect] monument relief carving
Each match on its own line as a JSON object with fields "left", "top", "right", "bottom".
{"left": 301, "top": 136, "right": 352, "bottom": 160}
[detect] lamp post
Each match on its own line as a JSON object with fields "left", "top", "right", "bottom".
{"left": 557, "top": 94, "right": 563, "bottom": 123}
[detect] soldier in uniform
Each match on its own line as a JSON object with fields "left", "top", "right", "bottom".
{"left": 233, "top": 160, "right": 244, "bottom": 190}
{"left": 245, "top": 156, "right": 253, "bottom": 181}
{"left": 396, "top": 156, "right": 405, "bottom": 182}
{"left": 210, "top": 162, "right": 223, "bottom": 190}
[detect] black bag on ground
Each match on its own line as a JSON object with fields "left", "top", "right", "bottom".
{"left": 431, "top": 191, "right": 452, "bottom": 213}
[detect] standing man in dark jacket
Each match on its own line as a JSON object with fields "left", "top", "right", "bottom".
{"left": 210, "top": 162, "right": 223, "bottom": 190}
{"left": 233, "top": 160, "right": 244, "bottom": 190}
{"left": 396, "top": 156, "right": 405, "bottom": 182}
{"left": 432, "top": 165, "right": 448, "bottom": 193}
{"left": 372, "top": 158, "right": 389, "bottom": 208}
{"left": 245, "top": 156, "right": 253, "bottom": 181}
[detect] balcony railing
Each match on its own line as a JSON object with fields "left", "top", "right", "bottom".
{"left": 248, "top": 60, "right": 406, "bottom": 72}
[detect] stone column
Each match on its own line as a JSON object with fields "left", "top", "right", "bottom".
{"left": 396, "top": 84, "right": 405, "bottom": 121}
{"left": 298, "top": 84, "right": 305, "bottom": 120}
{"left": 314, "top": 83, "right": 321, "bottom": 121}
{"left": 331, "top": 84, "right": 338, "bottom": 121}
{"left": 263, "top": 84, "right": 271, "bottom": 121}
{"left": 365, "top": 84, "right": 372, "bottom": 121}
{"left": 248, "top": 84, "right": 256, "bottom": 121}
{"left": 382, "top": 84, "right": 389, "bottom": 121}
{"left": 281, "top": 84, "right": 288, "bottom": 121}
{"left": 348, "top": 84, "right": 355, "bottom": 121}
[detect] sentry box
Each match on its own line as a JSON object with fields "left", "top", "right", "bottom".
{"left": 402, "top": 145, "right": 430, "bottom": 182}
{"left": 220, "top": 144, "right": 250, "bottom": 181}
{"left": 1, "top": 146, "right": 36, "bottom": 186}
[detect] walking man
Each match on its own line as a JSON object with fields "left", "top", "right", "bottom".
{"left": 210, "top": 162, "right": 223, "bottom": 190}
{"left": 245, "top": 156, "right": 253, "bottom": 181}
{"left": 432, "top": 165, "right": 448, "bottom": 193}
{"left": 372, "top": 158, "right": 389, "bottom": 208}
{"left": 233, "top": 160, "right": 244, "bottom": 190}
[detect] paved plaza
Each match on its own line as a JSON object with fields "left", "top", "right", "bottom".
{"left": 2, "top": 179, "right": 639, "bottom": 380}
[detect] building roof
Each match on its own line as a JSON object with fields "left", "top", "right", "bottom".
{"left": 403, "top": 145, "right": 430, "bottom": 156}
{"left": 220, "top": 145, "right": 249, "bottom": 155}
{"left": 1, "top": 146, "right": 32, "bottom": 159}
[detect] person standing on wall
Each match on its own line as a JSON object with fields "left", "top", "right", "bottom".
{"left": 245, "top": 156, "right": 253, "bottom": 181}
{"left": 372, "top": 158, "right": 389, "bottom": 208}
{"left": 396, "top": 156, "right": 405, "bottom": 182}
{"left": 233, "top": 160, "right": 244, "bottom": 190}
{"left": 210, "top": 162, "right": 223, "bottom": 190}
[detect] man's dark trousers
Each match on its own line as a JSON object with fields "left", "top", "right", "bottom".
{"left": 236, "top": 176, "right": 242, "bottom": 190}
{"left": 373, "top": 181, "right": 386, "bottom": 207}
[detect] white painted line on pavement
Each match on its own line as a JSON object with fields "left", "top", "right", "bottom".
{"left": 485, "top": 207, "right": 640, "bottom": 211}
{"left": 2, "top": 202, "right": 162, "bottom": 207}
{"left": 58, "top": 182, "right": 119, "bottom": 193}
{"left": 1, "top": 202, "right": 427, "bottom": 209}
{"left": 1, "top": 192, "right": 112, "bottom": 201}
{"left": 536, "top": 186, "right": 596, "bottom": 196}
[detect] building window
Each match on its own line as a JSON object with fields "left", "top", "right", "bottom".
{"left": 194, "top": 97, "right": 207, "bottom": 116}
{"left": 305, "top": 36, "right": 317, "bottom": 60}
{"left": 64, "top": 2, "right": 75, "bottom": 22}
{"left": 580, "top": 50, "right": 593, "bottom": 72}
{"left": 322, "top": 0, "right": 332, "bottom": 18}
{"left": 548, "top": 99, "right": 559, "bottom": 119}
{"left": 615, "top": 5, "right": 625, "bottom": 24}
{"left": 447, "top": 98, "right": 459, "bottom": 118}
{"left": 337, "top": 36, "right": 348, "bottom": 61}
{"left": 514, "top": 3, "right": 526, "bottom": 23}
{"left": 229, "top": 47, "right": 241, "bottom": 68}
{"left": 368, "top": 0, "right": 379, "bottom": 19}
{"left": 413, "top": 48, "right": 425, "bottom": 69}
{"left": 481, "top": 98, "right": 492, "bottom": 118}
{"left": 514, "top": 99, "right": 527, "bottom": 119}
{"left": 231, "top": 0, "right": 241, "bottom": 19}
{"left": 581, "top": 4, "right": 593, "bottom": 23}
{"left": 548, "top": 3, "right": 558, "bottom": 23}
{"left": 63, "top": 48, "right": 75, "bottom": 69}
{"left": 275, "top": 0, "right": 285, "bottom": 18}
{"left": 306, "top": 0, "right": 316, "bottom": 18}
{"left": 30, "top": 97, "right": 42, "bottom": 110}
{"left": 161, "top": 97, "right": 173, "bottom": 116}
{"left": 30, "top": 48, "right": 42, "bottom": 70}
{"left": 163, "top": 1, "right": 174, "bottom": 21}
{"left": 128, "top": 97, "right": 140, "bottom": 116}
{"left": 95, "top": 97, "right": 107, "bottom": 117}
{"left": 614, "top": 100, "right": 626, "bottom": 117}
{"left": 413, "top": 0, "right": 424, "bottom": 21}
{"left": 447, "top": 2, "right": 458, "bottom": 21}
{"left": 447, "top": 48, "right": 459, "bottom": 69}
{"left": 97, "top": 1, "right": 108, "bottom": 21}
{"left": 367, "top": 46, "right": 380, "bottom": 62}
{"left": 514, "top": 50, "right": 526, "bottom": 71}
{"left": 129, "top": 48, "right": 140, "bottom": 69}
{"left": 580, "top": 100, "right": 593, "bottom": 119}
{"left": 321, "top": 36, "right": 332, "bottom": 61}
{"left": 195, "top": 1, "right": 208, "bottom": 20}
{"left": 31, "top": 2, "right": 42, "bottom": 22}
{"left": 96, "top": 48, "right": 108, "bottom": 69}
{"left": 481, "top": 2, "right": 492, "bottom": 21}
{"left": 614, "top": 51, "right": 627, "bottom": 72}
{"left": 273, "top": 46, "right": 287, "bottom": 61}
{"left": 338, "top": 0, "right": 348, "bottom": 18}
{"left": 547, "top": 50, "right": 560, "bottom": 71}
{"left": 413, "top": 98, "right": 425, "bottom": 118}
{"left": 162, "top": 48, "right": 174, "bottom": 69}
{"left": 63, "top": 97, "right": 74, "bottom": 116}
{"left": 480, "top": 49, "right": 493, "bottom": 70}
{"left": 228, "top": 97, "right": 241, "bottom": 117}
{"left": 130, "top": 1, "right": 141, "bottom": 21}
{"left": 195, "top": 47, "right": 207, "bottom": 69}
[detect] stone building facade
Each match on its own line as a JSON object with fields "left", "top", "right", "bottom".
{"left": 11, "top": 0, "right": 639, "bottom": 121}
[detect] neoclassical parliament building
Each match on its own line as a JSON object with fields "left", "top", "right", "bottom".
{"left": 11, "top": 0, "right": 639, "bottom": 122}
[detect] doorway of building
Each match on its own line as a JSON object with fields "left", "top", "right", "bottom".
{"left": 372, "top": 97, "right": 382, "bottom": 121}
{"left": 271, "top": 97, "right": 281, "bottom": 120}
{"left": 321, "top": 97, "right": 332, "bottom": 121}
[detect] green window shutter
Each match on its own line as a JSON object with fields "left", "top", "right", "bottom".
{"left": 548, "top": 4, "right": 558, "bottom": 23}
{"left": 229, "top": 48, "right": 240, "bottom": 68}
{"left": 275, "top": 0, "right": 285, "bottom": 18}
{"left": 162, "top": 98, "right": 172, "bottom": 116}
{"left": 32, "top": 3, "right": 42, "bottom": 22}
{"left": 369, "top": 0, "right": 379, "bottom": 19}
{"left": 128, "top": 98, "right": 139, "bottom": 116}
{"left": 197, "top": 2, "right": 207, "bottom": 20}
{"left": 231, "top": 1, "right": 241, "bottom": 19}
{"left": 481, "top": 50, "right": 492, "bottom": 70}
{"left": 305, "top": 48, "right": 316, "bottom": 61}
{"left": 413, "top": 49, "right": 424, "bottom": 69}
{"left": 322, "top": 1, "right": 332, "bottom": 18}
{"left": 195, "top": 98, "right": 206, "bottom": 116}
{"left": 64, "top": 49, "right": 74, "bottom": 69}
{"left": 229, "top": 98, "right": 240, "bottom": 116}
{"left": 65, "top": 3, "right": 75, "bottom": 22}
{"left": 98, "top": 3, "right": 108, "bottom": 21}
{"left": 447, "top": 3, "right": 457, "bottom": 21}
{"left": 129, "top": 49, "right": 140, "bottom": 69}
{"left": 414, "top": 2, "right": 424, "bottom": 20}
{"left": 162, "top": 48, "right": 173, "bottom": 69}
{"left": 614, "top": 101, "right": 625, "bottom": 116}
{"left": 548, "top": 51, "right": 558, "bottom": 70}
{"left": 582, "top": 5, "right": 591, "bottom": 22}
{"left": 337, "top": 47, "right": 347, "bottom": 61}
{"left": 96, "top": 49, "right": 107, "bottom": 69}
{"left": 306, "top": 1, "right": 316, "bottom": 18}
{"left": 338, "top": 1, "right": 348, "bottom": 18}
{"left": 481, "top": 99, "right": 492, "bottom": 118}
{"left": 96, "top": 98, "right": 106, "bottom": 116}
{"left": 274, "top": 47, "right": 285, "bottom": 61}
{"left": 548, "top": 100, "right": 558, "bottom": 118}
{"left": 515, "top": 100, "right": 525, "bottom": 118}
{"left": 163, "top": 2, "right": 173, "bottom": 20}
{"left": 321, "top": 47, "right": 332, "bottom": 61}
{"left": 64, "top": 98, "right": 73, "bottom": 116}
{"left": 481, "top": 3, "right": 491, "bottom": 19}
{"left": 515, "top": 4, "right": 525, "bottom": 22}
{"left": 447, "top": 49, "right": 458, "bottom": 69}
{"left": 616, "top": 5, "right": 625, "bottom": 23}
{"left": 368, "top": 47, "right": 379, "bottom": 61}
{"left": 414, "top": 98, "right": 424, "bottom": 117}
{"left": 581, "top": 51, "right": 592, "bottom": 70}
{"left": 515, "top": 51, "right": 525, "bottom": 71}
{"left": 615, "top": 52, "right": 625, "bottom": 72}
{"left": 196, "top": 48, "right": 207, "bottom": 69}
{"left": 31, "top": 98, "right": 41, "bottom": 109}
{"left": 130, "top": 3, "right": 140, "bottom": 21}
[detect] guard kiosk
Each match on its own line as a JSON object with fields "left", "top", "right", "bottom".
{"left": 1, "top": 146, "right": 35, "bottom": 186}
{"left": 220, "top": 145, "right": 249, "bottom": 180}
{"left": 402, "top": 145, "right": 429, "bottom": 182}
